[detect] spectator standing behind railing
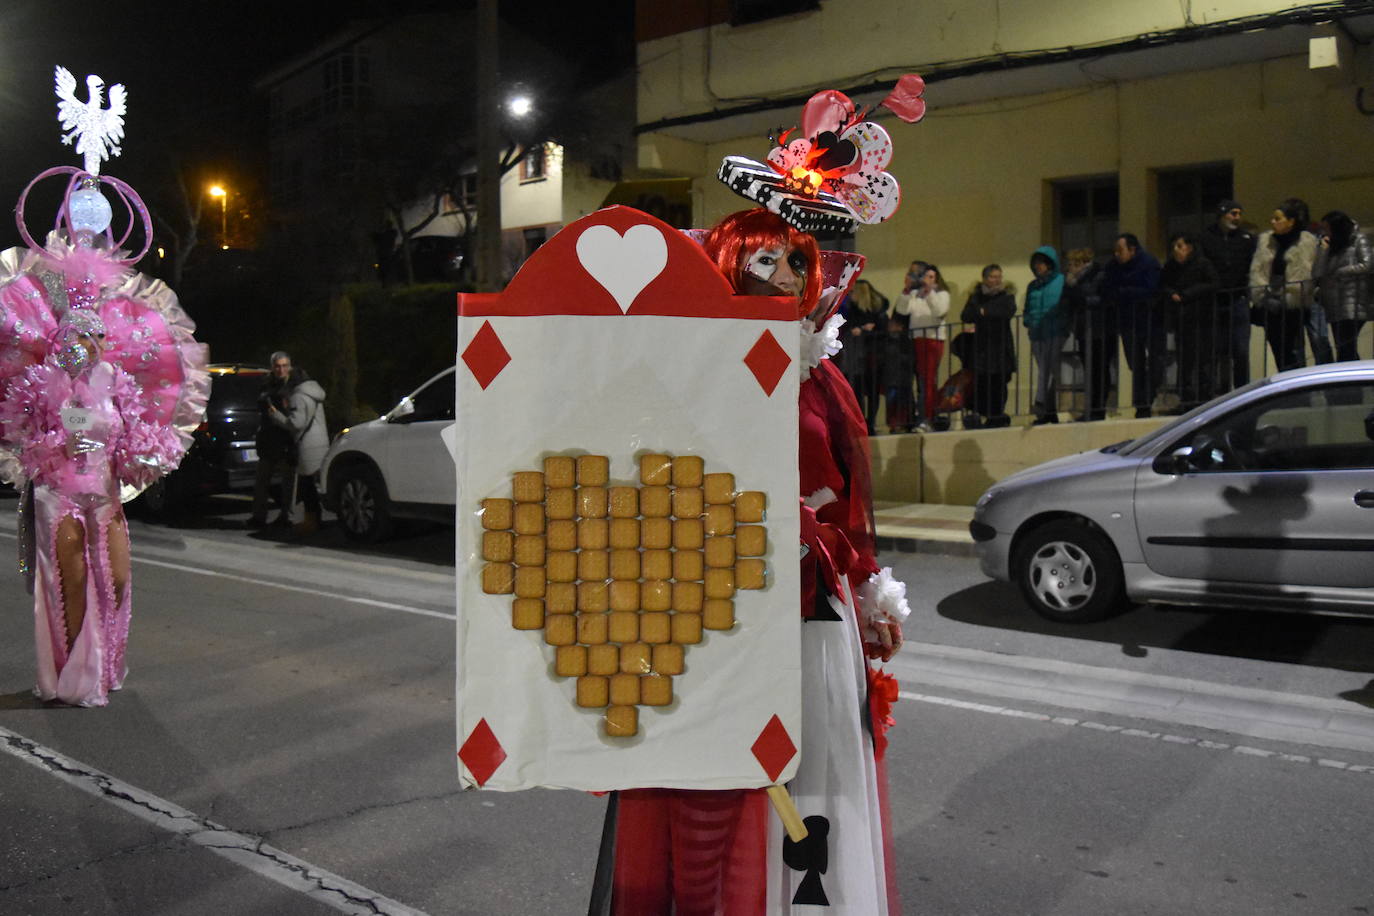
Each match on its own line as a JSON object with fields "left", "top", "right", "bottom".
{"left": 1103, "top": 233, "right": 1163, "bottom": 418}
{"left": 880, "top": 310, "right": 915, "bottom": 433}
{"left": 960, "top": 264, "right": 1017, "bottom": 428}
{"left": 1249, "top": 198, "right": 1318, "bottom": 372}
{"left": 1159, "top": 233, "right": 1221, "bottom": 412}
{"left": 1313, "top": 211, "right": 1373, "bottom": 362}
{"left": 1199, "top": 199, "right": 1257, "bottom": 389}
{"left": 1064, "top": 248, "right": 1112, "bottom": 422}
{"left": 1023, "top": 246, "right": 1068, "bottom": 425}
{"left": 893, "top": 264, "right": 949, "bottom": 431}
{"left": 1305, "top": 226, "right": 1336, "bottom": 367}
{"left": 836, "top": 279, "right": 888, "bottom": 433}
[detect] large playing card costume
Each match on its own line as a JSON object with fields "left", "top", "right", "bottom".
{"left": 455, "top": 76, "right": 924, "bottom": 913}
{"left": 0, "top": 68, "right": 209, "bottom": 706}
{"left": 455, "top": 206, "right": 803, "bottom": 789}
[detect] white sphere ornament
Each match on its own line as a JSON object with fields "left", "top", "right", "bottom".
{"left": 68, "top": 186, "right": 112, "bottom": 233}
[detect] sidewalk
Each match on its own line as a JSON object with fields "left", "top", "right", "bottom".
{"left": 874, "top": 500, "right": 975, "bottom": 556}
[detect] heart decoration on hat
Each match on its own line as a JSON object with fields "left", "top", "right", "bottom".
{"left": 719, "top": 74, "right": 926, "bottom": 233}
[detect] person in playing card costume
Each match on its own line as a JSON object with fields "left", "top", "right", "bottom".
{"left": 601, "top": 78, "right": 923, "bottom": 915}
{"left": 0, "top": 68, "right": 209, "bottom": 707}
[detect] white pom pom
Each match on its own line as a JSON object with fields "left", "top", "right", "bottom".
{"left": 860, "top": 567, "right": 910, "bottom": 625}
{"left": 803, "top": 486, "right": 837, "bottom": 510}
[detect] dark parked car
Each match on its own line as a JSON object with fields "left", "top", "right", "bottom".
{"left": 135, "top": 364, "right": 268, "bottom": 517}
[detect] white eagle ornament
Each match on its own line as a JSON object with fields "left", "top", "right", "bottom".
{"left": 55, "top": 66, "right": 127, "bottom": 176}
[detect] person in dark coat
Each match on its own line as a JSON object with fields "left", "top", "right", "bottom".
{"left": 1103, "top": 233, "right": 1162, "bottom": 418}
{"left": 959, "top": 264, "right": 1017, "bottom": 427}
{"left": 836, "top": 279, "right": 888, "bottom": 433}
{"left": 1159, "top": 232, "right": 1221, "bottom": 411}
{"left": 1063, "top": 248, "right": 1113, "bottom": 421}
{"left": 248, "top": 351, "right": 298, "bottom": 527}
{"left": 880, "top": 310, "right": 915, "bottom": 433}
{"left": 1198, "top": 199, "right": 1257, "bottom": 389}
{"left": 1313, "top": 210, "right": 1374, "bottom": 362}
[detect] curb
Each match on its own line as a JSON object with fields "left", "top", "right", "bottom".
{"left": 875, "top": 531, "right": 978, "bottom": 558}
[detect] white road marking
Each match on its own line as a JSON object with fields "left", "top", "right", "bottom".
{"left": 0, "top": 530, "right": 455, "bottom": 621}
{"left": 0, "top": 725, "right": 430, "bottom": 916}
{"left": 899, "top": 690, "right": 1374, "bottom": 775}
{"left": 134, "top": 556, "right": 457, "bottom": 621}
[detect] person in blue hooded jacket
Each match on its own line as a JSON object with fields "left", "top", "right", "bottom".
{"left": 1022, "top": 245, "right": 1068, "bottom": 424}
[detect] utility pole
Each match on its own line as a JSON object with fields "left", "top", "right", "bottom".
{"left": 476, "top": 0, "right": 502, "bottom": 292}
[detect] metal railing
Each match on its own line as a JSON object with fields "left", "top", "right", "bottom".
{"left": 835, "top": 281, "right": 1372, "bottom": 432}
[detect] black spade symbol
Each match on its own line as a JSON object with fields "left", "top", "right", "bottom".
{"left": 783, "top": 814, "right": 831, "bottom": 906}
{"left": 811, "top": 131, "right": 858, "bottom": 175}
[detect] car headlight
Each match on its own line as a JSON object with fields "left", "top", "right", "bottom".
{"left": 976, "top": 487, "right": 1000, "bottom": 510}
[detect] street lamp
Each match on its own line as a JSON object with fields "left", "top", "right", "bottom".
{"left": 507, "top": 94, "right": 532, "bottom": 119}
{"left": 208, "top": 184, "right": 227, "bottom": 247}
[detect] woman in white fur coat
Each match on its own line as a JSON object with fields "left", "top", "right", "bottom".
{"left": 1248, "top": 197, "right": 1319, "bottom": 372}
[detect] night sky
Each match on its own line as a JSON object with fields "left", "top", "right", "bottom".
{"left": 0, "top": 0, "right": 634, "bottom": 251}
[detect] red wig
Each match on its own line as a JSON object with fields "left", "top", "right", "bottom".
{"left": 703, "top": 208, "right": 822, "bottom": 318}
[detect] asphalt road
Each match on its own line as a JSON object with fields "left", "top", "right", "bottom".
{"left": 2, "top": 495, "right": 1373, "bottom": 914}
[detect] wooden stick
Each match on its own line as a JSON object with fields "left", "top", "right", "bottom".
{"left": 766, "top": 784, "right": 808, "bottom": 842}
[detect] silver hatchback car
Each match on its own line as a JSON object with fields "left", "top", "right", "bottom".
{"left": 972, "top": 362, "right": 1374, "bottom": 622}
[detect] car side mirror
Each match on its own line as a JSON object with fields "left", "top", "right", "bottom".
{"left": 387, "top": 396, "right": 415, "bottom": 423}
{"left": 1154, "top": 446, "right": 1195, "bottom": 475}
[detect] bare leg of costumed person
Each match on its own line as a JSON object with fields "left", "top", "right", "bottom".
{"left": 55, "top": 515, "right": 87, "bottom": 651}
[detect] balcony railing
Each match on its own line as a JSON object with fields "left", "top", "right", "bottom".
{"left": 834, "top": 281, "right": 1371, "bottom": 432}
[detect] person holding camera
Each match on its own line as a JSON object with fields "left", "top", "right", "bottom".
{"left": 893, "top": 261, "right": 949, "bottom": 430}
{"left": 247, "top": 352, "right": 297, "bottom": 528}
{"left": 256, "top": 351, "right": 328, "bottom": 534}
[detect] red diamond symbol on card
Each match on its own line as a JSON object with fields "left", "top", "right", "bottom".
{"left": 458, "top": 718, "right": 507, "bottom": 786}
{"left": 462, "top": 321, "right": 511, "bottom": 390}
{"left": 751, "top": 714, "right": 796, "bottom": 782}
{"left": 743, "top": 329, "right": 791, "bottom": 396}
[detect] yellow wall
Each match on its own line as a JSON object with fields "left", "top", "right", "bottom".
{"left": 871, "top": 418, "right": 1170, "bottom": 504}
{"left": 644, "top": 51, "right": 1374, "bottom": 392}
{"left": 560, "top": 159, "right": 620, "bottom": 224}
{"left": 639, "top": 0, "right": 1317, "bottom": 126}
{"left": 680, "top": 54, "right": 1374, "bottom": 305}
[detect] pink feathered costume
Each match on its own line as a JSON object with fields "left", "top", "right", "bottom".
{"left": 0, "top": 238, "right": 208, "bottom": 707}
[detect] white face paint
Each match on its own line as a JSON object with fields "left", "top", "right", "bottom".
{"left": 744, "top": 245, "right": 786, "bottom": 285}
{"left": 740, "top": 244, "right": 807, "bottom": 298}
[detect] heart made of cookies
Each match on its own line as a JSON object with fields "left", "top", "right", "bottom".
{"left": 479, "top": 453, "right": 769, "bottom": 738}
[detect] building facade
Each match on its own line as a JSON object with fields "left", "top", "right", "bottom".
{"left": 635, "top": 1, "right": 1374, "bottom": 402}
{"left": 259, "top": 12, "right": 633, "bottom": 283}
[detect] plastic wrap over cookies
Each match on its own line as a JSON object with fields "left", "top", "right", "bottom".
{"left": 479, "top": 452, "right": 769, "bottom": 739}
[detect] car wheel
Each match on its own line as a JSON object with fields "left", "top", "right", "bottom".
{"left": 336, "top": 465, "right": 393, "bottom": 543}
{"left": 1013, "top": 519, "right": 1125, "bottom": 623}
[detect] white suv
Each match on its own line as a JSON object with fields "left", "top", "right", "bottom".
{"left": 321, "top": 367, "right": 455, "bottom": 542}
